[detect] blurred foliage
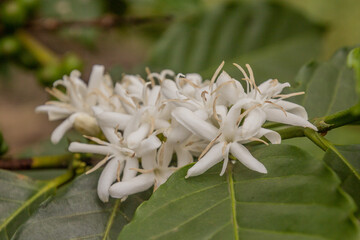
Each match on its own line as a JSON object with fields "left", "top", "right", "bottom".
{"left": 291, "top": 47, "right": 359, "bottom": 119}
{"left": 148, "top": 2, "right": 323, "bottom": 82}
{"left": 40, "top": 0, "right": 105, "bottom": 47}
{"left": 40, "top": 0, "right": 103, "bottom": 20}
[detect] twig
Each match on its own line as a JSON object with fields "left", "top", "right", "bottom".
{"left": 26, "top": 14, "right": 174, "bottom": 31}
{"left": 0, "top": 154, "right": 72, "bottom": 170}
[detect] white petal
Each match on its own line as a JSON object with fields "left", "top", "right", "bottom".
{"left": 155, "top": 169, "right": 174, "bottom": 187}
{"left": 98, "top": 158, "right": 122, "bottom": 202}
{"left": 230, "top": 142, "right": 267, "bottom": 173}
{"left": 172, "top": 107, "right": 218, "bottom": 141}
{"left": 154, "top": 119, "right": 171, "bottom": 130}
{"left": 100, "top": 127, "right": 120, "bottom": 145}
{"left": 122, "top": 157, "right": 139, "bottom": 182}
{"left": 215, "top": 105, "right": 228, "bottom": 122}
{"left": 220, "top": 143, "right": 231, "bottom": 176}
{"left": 275, "top": 100, "right": 308, "bottom": 119}
{"left": 109, "top": 173, "right": 155, "bottom": 199}
{"left": 175, "top": 147, "right": 193, "bottom": 167}
{"left": 241, "top": 108, "right": 266, "bottom": 139}
{"left": 126, "top": 123, "right": 150, "bottom": 149}
{"left": 258, "top": 79, "right": 290, "bottom": 97}
{"left": 264, "top": 108, "right": 317, "bottom": 131}
{"left": 216, "top": 71, "right": 244, "bottom": 104}
{"left": 115, "top": 83, "right": 136, "bottom": 114}
{"left": 51, "top": 113, "right": 78, "bottom": 144}
{"left": 166, "top": 124, "right": 191, "bottom": 143}
{"left": 148, "top": 86, "right": 161, "bottom": 106}
{"left": 223, "top": 98, "right": 253, "bottom": 137}
{"left": 36, "top": 105, "right": 72, "bottom": 121}
{"left": 137, "top": 135, "right": 161, "bottom": 156}
{"left": 88, "top": 65, "right": 105, "bottom": 90}
{"left": 186, "top": 142, "right": 224, "bottom": 178}
{"left": 158, "top": 141, "right": 174, "bottom": 167}
{"left": 92, "top": 106, "right": 132, "bottom": 130}
{"left": 216, "top": 71, "right": 231, "bottom": 84}
{"left": 256, "top": 128, "right": 281, "bottom": 144}
{"left": 141, "top": 150, "right": 157, "bottom": 170}
{"left": 161, "top": 80, "right": 179, "bottom": 99}
{"left": 123, "top": 114, "right": 141, "bottom": 139}
{"left": 68, "top": 142, "right": 111, "bottom": 155}
{"left": 186, "top": 73, "right": 202, "bottom": 85}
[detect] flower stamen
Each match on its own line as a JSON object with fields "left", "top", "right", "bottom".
{"left": 86, "top": 154, "right": 110, "bottom": 175}
{"left": 264, "top": 101, "right": 287, "bottom": 116}
{"left": 212, "top": 95, "right": 222, "bottom": 124}
{"left": 274, "top": 91, "right": 305, "bottom": 100}
{"left": 116, "top": 159, "right": 122, "bottom": 182}
{"left": 249, "top": 137, "right": 269, "bottom": 145}
{"left": 199, "top": 133, "right": 222, "bottom": 160}
{"left": 210, "top": 61, "right": 225, "bottom": 91}
{"left": 145, "top": 67, "right": 156, "bottom": 87}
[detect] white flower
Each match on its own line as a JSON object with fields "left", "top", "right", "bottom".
{"left": 37, "top": 62, "right": 319, "bottom": 202}
{"left": 215, "top": 64, "right": 317, "bottom": 138}
{"left": 68, "top": 135, "right": 136, "bottom": 202}
{"left": 160, "top": 62, "right": 227, "bottom": 120}
{"left": 109, "top": 144, "right": 177, "bottom": 199}
{"left": 69, "top": 108, "right": 161, "bottom": 202}
{"left": 36, "top": 65, "right": 120, "bottom": 144}
{"left": 172, "top": 100, "right": 281, "bottom": 177}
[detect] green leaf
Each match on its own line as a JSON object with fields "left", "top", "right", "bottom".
{"left": 0, "top": 170, "right": 73, "bottom": 239}
{"left": 347, "top": 48, "right": 360, "bottom": 95}
{"left": 127, "top": 0, "right": 204, "bottom": 16}
{"left": 13, "top": 170, "right": 151, "bottom": 240}
{"left": 291, "top": 47, "right": 360, "bottom": 119}
{"left": 323, "top": 144, "right": 360, "bottom": 217}
{"left": 119, "top": 145, "right": 359, "bottom": 240}
{"left": 149, "top": 2, "right": 323, "bottom": 82}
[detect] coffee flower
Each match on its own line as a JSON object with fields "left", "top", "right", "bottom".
{"left": 36, "top": 65, "right": 120, "bottom": 144}
{"left": 215, "top": 64, "right": 317, "bottom": 138}
{"left": 172, "top": 101, "right": 281, "bottom": 177}
{"left": 38, "top": 62, "right": 318, "bottom": 202}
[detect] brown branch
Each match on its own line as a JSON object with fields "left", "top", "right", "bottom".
{"left": 0, "top": 157, "right": 36, "bottom": 170}
{"left": 26, "top": 14, "right": 174, "bottom": 31}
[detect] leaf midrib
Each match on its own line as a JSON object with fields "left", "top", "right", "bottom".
{"left": 102, "top": 199, "right": 121, "bottom": 240}
{"left": 227, "top": 167, "right": 239, "bottom": 240}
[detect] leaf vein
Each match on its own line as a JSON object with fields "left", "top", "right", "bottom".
{"left": 149, "top": 197, "right": 230, "bottom": 240}
{"left": 137, "top": 182, "right": 227, "bottom": 222}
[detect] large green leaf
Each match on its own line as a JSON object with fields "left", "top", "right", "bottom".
{"left": 0, "top": 170, "right": 71, "bottom": 239}
{"left": 13, "top": 170, "right": 151, "bottom": 240}
{"left": 149, "top": 2, "right": 323, "bottom": 82}
{"left": 323, "top": 144, "right": 360, "bottom": 217}
{"left": 119, "top": 145, "right": 359, "bottom": 240}
{"left": 291, "top": 47, "right": 359, "bottom": 119}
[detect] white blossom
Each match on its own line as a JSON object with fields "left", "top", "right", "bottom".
{"left": 36, "top": 65, "right": 120, "bottom": 144}
{"left": 37, "top": 62, "right": 318, "bottom": 202}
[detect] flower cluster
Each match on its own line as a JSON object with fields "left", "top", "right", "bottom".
{"left": 37, "top": 62, "right": 317, "bottom": 202}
